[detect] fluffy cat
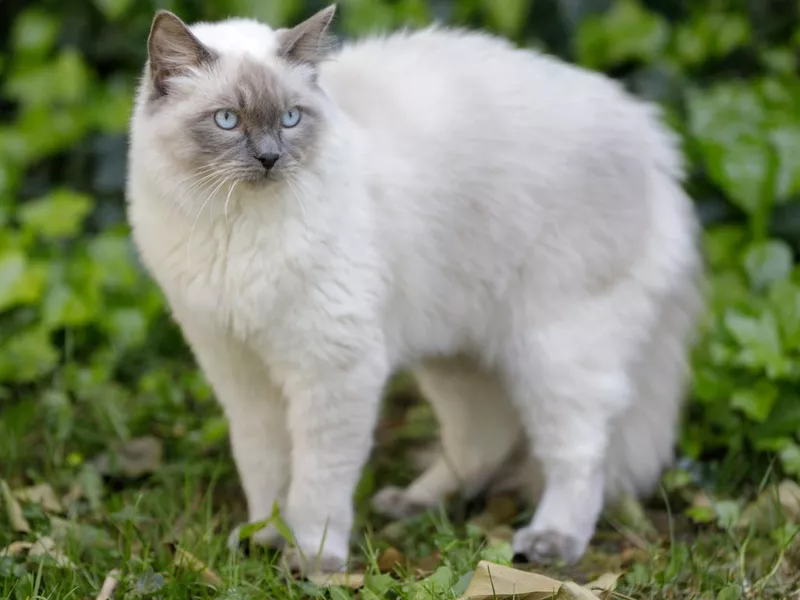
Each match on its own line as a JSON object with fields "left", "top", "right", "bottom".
{"left": 126, "top": 4, "right": 702, "bottom": 573}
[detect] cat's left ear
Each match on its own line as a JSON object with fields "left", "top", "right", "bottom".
{"left": 277, "top": 4, "right": 337, "bottom": 66}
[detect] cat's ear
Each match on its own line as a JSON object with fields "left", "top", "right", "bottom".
{"left": 277, "top": 4, "right": 337, "bottom": 66}
{"left": 148, "top": 10, "right": 215, "bottom": 97}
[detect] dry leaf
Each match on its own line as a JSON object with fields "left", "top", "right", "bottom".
{"left": 1, "top": 479, "right": 31, "bottom": 533}
{"left": 14, "top": 483, "right": 63, "bottom": 514}
{"left": 307, "top": 572, "right": 366, "bottom": 588}
{"left": 28, "top": 536, "right": 77, "bottom": 569}
{"left": 555, "top": 582, "right": 599, "bottom": 599}
{"left": 414, "top": 551, "right": 441, "bottom": 575}
{"left": 96, "top": 569, "right": 122, "bottom": 600}
{"left": 93, "top": 436, "right": 163, "bottom": 478}
{"left": 737, "top": 479, "right": 800, "bottom": 532}
{"left": 377, "top": 546, "right": 406, "bottom": 572}
{"left": 171, "top": 546, "right": 223, "bottom": 588}
{"left": 486, "top": 525, "right": 515, "bottom": 546}
{"left": 0, "top": 541, "right": 34, "bottom": 557}
{"left": 458, "top": 560, "right": 563, "bottom": 599}
{"left": 583, "top": 572, "right": 621, "bottom": 598}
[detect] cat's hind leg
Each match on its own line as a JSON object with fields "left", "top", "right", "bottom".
{"left": 503, "top": 283, "right": 661, "bottom": 564}
{"left": 373, "top": 357, "right": 520, "bottom": 519}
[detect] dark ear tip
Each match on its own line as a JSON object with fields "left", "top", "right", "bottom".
{"left": 152, "top": 9, "right": 183, "bottom": 27}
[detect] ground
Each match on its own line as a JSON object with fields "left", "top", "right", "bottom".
{"left": 1, "top": 375, "right": 799, "bottom": 600}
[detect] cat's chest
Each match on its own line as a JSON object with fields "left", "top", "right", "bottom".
{"left": 140, "top": 212, "right": 299, "bottom": 340}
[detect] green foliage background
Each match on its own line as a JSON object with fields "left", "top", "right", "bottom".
{"left": 1, "top": 0, "right": 800, "bottom": 488}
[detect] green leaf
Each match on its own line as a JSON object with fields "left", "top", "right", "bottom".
{"left": 673, "top": 12, "right": 750, "bottom": 68}
{"left": 687, "top": 85, "right": 774, "bottom": 215}
{"left": 0, "top": 327, "right": 59, "bottom": 383}
{"left": 6, "top": 49, "right": 91, "bottom": 108}
{"left": 42, "top": 283, "right": 97, "bottom": 328}
{"left": 770, "top": 125, "right": 800, "bottom": 201}
{"left": 87, "top": 232, "right": 139, "bottom": 291}
{"left": 484, "top": 0, "right": 530, "bottom": 38}
{"left": 779, "top": 442, "right": 800, "bottom": 478}
{"left": 12, "top": 9, "right": 59, "bottom": 56}
{"left": 91, "top": 0, "right": 134, "bottom": 20}
{"left": 0, "top": 251, "right": 46, "bottom": 311}
{"left": 717, "top": 584, "right": 743, "bottom": 600}
{"left": 576, "top": 0, "right": 669, "bottom": 69}
{"left": 724, "top": 309, "right": 788, "bottom": 377}
{"left": 769, "top": 280, "right": 800, "bottom": 349}
{"left": 714, "top": 500, "right": 741, "bottom": 529}
{"left": 19, "top": 190, "right": 92, "bottom": 239}
{"left": 743, "top": 239, "right": 793, "bottom": 291}
{"left": 730, "top": 381, "right": 778, "bottom": 423}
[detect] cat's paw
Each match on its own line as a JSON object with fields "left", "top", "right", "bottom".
{"left": 227, "top": 522, "right": 283, "bottom": 552}
{"left": 372, "top": 486, "right": 429, "bottom": 520}
{"left": 511, "top": 526, "right": 587, "bottom": 565}
{"left": 281, "top": 546, "right": 348, "bottom": 575}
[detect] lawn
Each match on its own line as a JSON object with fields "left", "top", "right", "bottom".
{"left": 2, "top": 0, "right": 800, "bottom": 598}
{"left": 2, "top": 374, "right": 799, "bottom": 599}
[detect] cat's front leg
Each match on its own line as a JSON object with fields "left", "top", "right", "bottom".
{"left": 277, "top": 351, "right": 388, "bottom": 574}
{"left": 174, "top": 313, "right": 290, "bottom": 550}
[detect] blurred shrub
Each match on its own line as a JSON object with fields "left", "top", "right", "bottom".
{"left": 1, "top": 0, "right": 799, "bottom": 486}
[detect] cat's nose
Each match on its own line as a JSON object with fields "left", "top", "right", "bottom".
{"left": 256, "top": 153, "right": 280, "bottom": 171}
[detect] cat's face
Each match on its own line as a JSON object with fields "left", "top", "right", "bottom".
{"left": 140, "top": 6, "right": 336, "bottom": 189}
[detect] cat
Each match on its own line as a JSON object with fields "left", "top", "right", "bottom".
{"left": 126, "top": 4, "right": 703, "bottom": 574}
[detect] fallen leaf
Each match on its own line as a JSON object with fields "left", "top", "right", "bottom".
{"left": 14, "top": 483, "right": 63, "bottom": 514}
{"left": 377, "top": 546, "right": 406, "bottom": 572}
{"left": 583, "top": 572, "right": 621, "bottom": 598}
{"left": 605, "top": 493, "right": 656, "bottom": 542}
{"left": 92, "top": 436, "right": 163, "bottom": 478}
{"left": 457, "top": 560, "right": 563, "bottom": 599}
{"left": 414, "top": 551, "right": 441, "bottom": 575}
{"left": 469, "top": 495, "right": 520, "bottom": 532}
{"left": 171, "top": 546, "right": 223, "bottom": 588}
{"left": 556, "top": 581, "right": 599, "bottom": 599}
{"left": 95, "top": 569, "right": 121, "bottom": 600}
{"left": 28, "top": 536, "right": 76, "bottom": 569}
{"left": 1, "top": 479, "right": 31, "bottom": 533}
{"left": 0, "top": 541, "right": 34, "bottom": 557}
{"left": 486, "top": 525, "right": 515, "bottom": 546}
{"left": 737, "top": 479, "right": 800, "bottom": 532}
{"left": 307, "top": 572, "right": 366, "bottom": 588}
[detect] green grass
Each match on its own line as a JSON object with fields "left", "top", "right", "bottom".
{"left": 2, "top": 380, "right": 799, "bottom": 600}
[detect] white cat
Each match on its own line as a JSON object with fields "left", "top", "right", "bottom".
{"left": 126, "top": 4, "right": 702, "bottom": 573}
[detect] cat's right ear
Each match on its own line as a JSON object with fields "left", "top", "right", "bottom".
{"left": 147, "top": 10, "right": 215, "bottom": 97}
{"left": 277, "top": 4, "right": 337, "bottom": 67}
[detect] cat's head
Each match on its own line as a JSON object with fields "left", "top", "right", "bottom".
{"left": 135, "top": 5, "right": 337, "bottom": 189}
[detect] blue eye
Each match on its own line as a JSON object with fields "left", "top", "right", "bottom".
{"left": 280, "top": 107, "right": 302, "bottom": 128}
{"left": 214, "top": 109, "right": 239, "bottom": 130}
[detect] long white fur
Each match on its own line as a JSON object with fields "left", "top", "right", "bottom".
{"left": 127, "top": 14, "right": 702, "bottom": 572}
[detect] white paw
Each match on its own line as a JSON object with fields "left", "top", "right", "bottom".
{"left": 227, "top": 521, "right": 283, "bottom": 552}
{"left": 282, "top": 545, "right": 348, "bottom": 575}
{"left": 372, "top": 486, "right": 429, "bottom": 520}
{"left": 512, "top": 526, "right": 588, "bottom": 564}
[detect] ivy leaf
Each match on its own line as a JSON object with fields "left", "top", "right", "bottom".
{"left": 12, "top": 8, "right": 59, "bottom": 57}
{"left": 731, "top": 381, "right": 778, "bottom": 423}
{"left": 770, "top": 124, "right": 800, "bottom": 201}
{"left": 0, "top": 327, "right": 59, "bottom": 383}
{"left": 724, "top": 309, "right": 787, "bottom": 377}
{"left": 19, "top": 190, "right": 93, "bottom": 240}
{"left": 42, "top": 283, "right": 97, "bottom": 329}
{"left": 576, "top": 0, "right": 669, "bottom": 69}
{"left": 484, "top": 0, "right": 530, "bottom": 39}
{"left": 743, "top": 239, "right": 793, "bottom": 291}
{"left": 769, "top": 280, "right": 800, "bottom": 349}
{"left": 91, "top": 0, "right": 134, "bottom": 21}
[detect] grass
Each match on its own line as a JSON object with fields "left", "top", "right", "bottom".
{"left": 1, "top": 375, "right": 799, "bottom": 600}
